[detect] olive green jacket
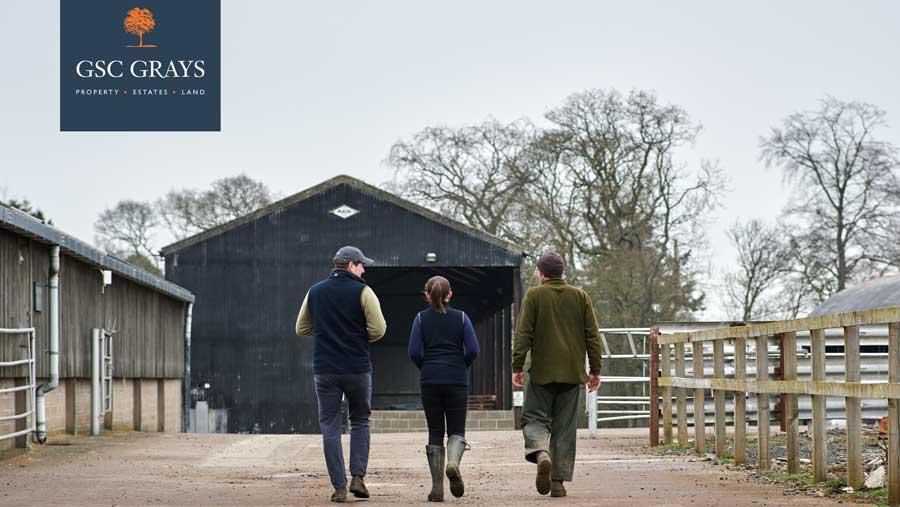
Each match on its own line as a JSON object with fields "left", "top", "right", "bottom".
{"left": 512, "top": 278, "right": 602, "bottom": 385}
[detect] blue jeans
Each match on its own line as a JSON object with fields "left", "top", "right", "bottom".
{"left": 314, "top": 372, "right": 372, "bottom": 489}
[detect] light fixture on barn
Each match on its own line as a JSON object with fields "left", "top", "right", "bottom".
{"left": 99, "top": 269, "right": 112, "bottom": 294}
{"left": 425, "top": 252, "right": 438, "bottom": 263}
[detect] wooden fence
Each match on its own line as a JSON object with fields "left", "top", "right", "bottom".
{"left": 649, "top": 307, "right": 900, "bottom": 504}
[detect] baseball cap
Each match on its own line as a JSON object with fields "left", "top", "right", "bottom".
{"left": 334, "top": 246, "right": 375, "bottom": 265}
{"left": 537, "top": 251, "right": 565, "bottom": 278}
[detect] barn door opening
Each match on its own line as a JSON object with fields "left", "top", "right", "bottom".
{"left": 364, "top": 266, "right": 515, "bottom": 411}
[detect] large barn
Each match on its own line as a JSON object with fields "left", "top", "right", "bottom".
{"left": 162, "top": 175, "right": 525, "bottom": 434}
{"left": 0, "top": 204, "right": 194, "bottom": 451}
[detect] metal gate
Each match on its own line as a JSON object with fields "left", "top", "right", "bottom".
{"left": 586, "top": 328, "right": 652, "bottom": 436}
{"left": 0, "top": 328, "right": 37, "bottom": 444}
{"left": 92, "top": 328, "right": 114, "bottom": 435}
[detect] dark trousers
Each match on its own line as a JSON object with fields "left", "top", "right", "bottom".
{"left": 420, "top": 384, "right": 468, "bottom": 446}
{"left": 520, "top": 382, "right": 579, "bottom": 482}
{"left": 314, "top": 373, "right": 372, "bottom": 489}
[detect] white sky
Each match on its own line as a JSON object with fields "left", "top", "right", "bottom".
{"left": 2, "top": 1, "right": 899, "bottom": 320}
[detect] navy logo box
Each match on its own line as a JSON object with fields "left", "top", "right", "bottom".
{"left": 60, "top": 0, "right": 221, "bottom": 131}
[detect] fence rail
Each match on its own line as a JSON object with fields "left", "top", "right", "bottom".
{"left": 650, "top": 307, "right": 900, "bottom": 505}
{"left": 0, "top": 328, "right": 37, "bottom": 444}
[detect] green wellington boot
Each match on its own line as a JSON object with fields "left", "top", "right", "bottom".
{"left": 426, "top": 445, "right": 445, "bottom": 502}
{"left": 445, "top": 435, "right": 470, "bottom": 498}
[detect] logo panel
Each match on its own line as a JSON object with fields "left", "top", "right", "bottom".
{"left": 60, "top": 0, "right": 221, "bottom": 131}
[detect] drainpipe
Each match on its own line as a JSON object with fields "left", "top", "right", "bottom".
{"left": 91, "top": 328, "right": 101, "bottom": 436}
{"left": 182, "top": 303, "right": 193, "bottom": 432}
{"left": 35, "top": 245, "right": 60, "bottom": 444}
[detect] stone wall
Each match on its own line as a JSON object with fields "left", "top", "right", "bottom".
{"left": 370, "top": 410, "right": 514, "bottom": 433}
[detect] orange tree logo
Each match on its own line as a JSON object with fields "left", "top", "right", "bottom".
{"left": 124, "top": 7, "right": 157, "bottom": 48}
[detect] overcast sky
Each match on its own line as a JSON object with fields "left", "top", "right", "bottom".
{"left": 2, "top": 1, "right": 899, "bottom": 319}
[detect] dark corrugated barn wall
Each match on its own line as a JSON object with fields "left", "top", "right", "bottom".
{"left": 165, "top": 179, "right": 523, "bottom": 434}
{"left": 0, "top": 227, "right": 187, "bottom": 379}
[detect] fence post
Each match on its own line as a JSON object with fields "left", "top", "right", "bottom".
{"left": 811, "top": 328, "right": 827, "bottom": 483}
{"left": 675, "top": 343, "right": 688, "bottom": 448}
{"left": 693, "top": 341, "right": 705, "bottom": 455}
{"left": 783, "top": 331, "right": 799, "bottom": 474}
{"left": 844, "top": 325, "right": 862, "bottom": 490}
{"left": 649, "top": 329, "right": 660, "bottom": 447}
{"left": 733, "top": 337, "right": 746, "bottom": 465}
{"left": 777, "top": 334, "right": 786, "bottom": 432}
{"left": 756, "top": 335, "right": 770, "bottom": 471}
{"left": 888, "top": 322, "right": 900, "bottom": 505}
{"left": 661, "top": 340, "right": 673, "bottom": 445}
{"left": 713, "top": 339, "right": 726, "bottom": 457}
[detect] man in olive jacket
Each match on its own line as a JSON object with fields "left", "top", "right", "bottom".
{"left": 512, "top": 251, "right": 603, "bottom": 497}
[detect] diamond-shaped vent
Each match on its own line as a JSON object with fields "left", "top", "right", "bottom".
{"left": 330, "top": 205, "right": 359, "bottom": 219}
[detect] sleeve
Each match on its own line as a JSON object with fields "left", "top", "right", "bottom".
{"left": 583, "top": 291, "right": 603, "bottom": 374}
{"left": 360, "top": 286, "right": 387, "bottom": 341}
{"left": 295, "top": 291, "right": 314, "bottom": 336}
{"left": 462, "top": 313, "right": 479, "bottom": 367}
{"left": 408, "top": 313, "right": 424, "bottom": 369}
{"left": 512, "top": 289, "right": 536, "bottom": 373}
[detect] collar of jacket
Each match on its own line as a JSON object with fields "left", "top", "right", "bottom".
{"left": 330, "top": 268, "right": 367, "bottom": 285}
{"left": 541, "top": 277, "right": 567, "bottom": 286}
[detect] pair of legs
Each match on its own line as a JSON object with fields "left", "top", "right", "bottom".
{"left": 314, "top": 372, "right": 372, "bottom": 491}
{"left": 421, "top": 384, "right": 468, "bottom": 444}
{"left": 421, "top": 384, "right": 469, "bottom": 501}
{"left": 520, "top": 381, "right": 579, "bottom": 493}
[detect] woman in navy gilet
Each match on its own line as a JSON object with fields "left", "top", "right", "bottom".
{"left": 408, "top": 275, "right": 479, "bottom": 502}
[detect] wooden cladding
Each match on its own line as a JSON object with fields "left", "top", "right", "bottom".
{"left": 1, "top": 229, "right": 186, "bottom": 379}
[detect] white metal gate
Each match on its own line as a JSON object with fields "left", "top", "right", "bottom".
{"left": 0, "top": 328, "right": 37, "bottom": 444}
{"left": 587, "top": 328, "right": 652, "bottom": 437}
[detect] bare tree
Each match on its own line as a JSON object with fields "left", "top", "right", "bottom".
{"left": 94, "top": 200, "right": 160, "bottom": 270}
{"left": 158, "top": 174, "right": 273, "bottom": 239}
{"left": 388, "top": 89, "right": 723, "bottom": 326}
{"left": 531, "top": 89, "right": 723, "bottom": 325}
{"left": 387, "top": 119, "right": 540, "bottom": 245}
{"left": 723, "top": 219, "right": 790, "bottom": 320}
{"left": 761, "top": 97, "right": 900, "bottom": 293}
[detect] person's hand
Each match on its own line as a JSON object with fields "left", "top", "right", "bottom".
{"left": 512, "top": 372, "right": 525, "bottom": 389}
{"left": 587, "top": 374, "right": 602, "bottom": 392}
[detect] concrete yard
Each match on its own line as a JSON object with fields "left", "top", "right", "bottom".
{"left": 1, "top": 429, "right": 847, "bottom": 506}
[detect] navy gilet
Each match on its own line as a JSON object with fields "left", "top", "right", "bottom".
{"left": 307, "top": 269, "right": 371, "bottom": 374}
{"left": 418, "top": 306, "right": 468, "bottom": 385}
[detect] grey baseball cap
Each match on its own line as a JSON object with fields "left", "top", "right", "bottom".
{"left": 334, "top": 245, "right": 375, "bottom": 265}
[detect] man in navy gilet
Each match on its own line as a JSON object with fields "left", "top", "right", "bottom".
{"left": 296, "top": 246, "right": 387, "bottom": 503}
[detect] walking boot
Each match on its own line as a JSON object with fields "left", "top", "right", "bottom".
{"left": 349, "top": 476, "right": 369, "bottom": 498}
{"left": 330, "top": 487, "right": 348, "bottom": 503}
{"left": 445, "top": 434, "right": 469, "bottom": 498}
{"left": 534, "top": 450, "right": 552, "bottom": 495}
{"left": 550, "top": 480, "right": 567, "bottom": 497}
{"left": 426, "top": 445, "right": 445, "bottom": 502}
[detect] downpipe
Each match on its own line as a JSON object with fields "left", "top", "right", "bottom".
{"left": 182, "top": 303, "right": 193, "bottom": 433}
{"left": 35, "top": 246, "right": 60, "bottom": 444}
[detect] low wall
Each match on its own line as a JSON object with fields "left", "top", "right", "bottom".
{"left": 371, "top": 410, "right": 515, "bottom": 433}
{"left": 0, "top": 377, "right": 182, "bottom": 451}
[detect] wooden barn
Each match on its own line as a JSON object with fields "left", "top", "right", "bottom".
{"left": 162, "top": 175, "right": 524, "bottom": 434}
{"left": 0, "top": 203, "right": 194, "bottom": 451}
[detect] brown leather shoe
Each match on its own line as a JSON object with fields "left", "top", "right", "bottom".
{"left": 550, "top": 480, "right": 567, "bottom": 497}
{"left": 349, "top": 476, "right": 369, "bottom": 498}
{"left": 535, "top": 451, "right": 552, "bottom": 495}
{"left": 330, "top": 487, "right": 348, "bottom": 503}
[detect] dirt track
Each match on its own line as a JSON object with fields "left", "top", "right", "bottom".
{"left": 1, "top": 429, "right": 849, "bottom": 506}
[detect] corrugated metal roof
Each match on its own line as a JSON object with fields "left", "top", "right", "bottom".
{"left": 0, "top": 203, "right": 194, "bottom": 303}
{"left": 808, "top": 275, "right": 900, "bottom": 316}
{"left": 160, "top": 175, "right": 527, "bottom": 256}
